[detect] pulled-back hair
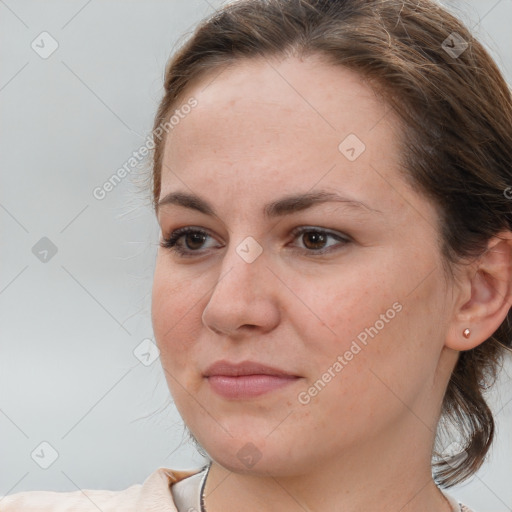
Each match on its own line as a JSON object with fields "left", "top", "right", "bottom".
{"left": 151, "top": 0, "right": 512, "bottom": 487}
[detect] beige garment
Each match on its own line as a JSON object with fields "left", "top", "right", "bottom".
{"left": 0, "top": 465, "right": 475, "bottom": 512}
{"left": 0, "top": 467, "right": 195, "bottom": 512}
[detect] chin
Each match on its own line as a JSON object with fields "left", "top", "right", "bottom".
{"left": 194, "top": 427, "right": 308, "bottom": 476}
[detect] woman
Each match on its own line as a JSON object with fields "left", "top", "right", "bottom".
{"left": 2, "top": 0, "right": 511, "bottom": 511}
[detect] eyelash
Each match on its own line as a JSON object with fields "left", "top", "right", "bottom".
{"left": 159, "top": 226, "right": 352, "bottom": 258}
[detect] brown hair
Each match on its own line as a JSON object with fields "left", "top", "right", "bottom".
{"left": 150, "top": 0, "right": 512, "bottom": 487}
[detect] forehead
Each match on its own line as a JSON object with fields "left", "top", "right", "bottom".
{"left": 159, "top": 55, "right": 420, "bottom": 221}
{"left": 165, "top": 54, "right": 391, "bottom": 158}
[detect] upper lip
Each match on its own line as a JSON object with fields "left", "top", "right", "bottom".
{"left": 203, "top": 360, "right": 298, "bottom": 377}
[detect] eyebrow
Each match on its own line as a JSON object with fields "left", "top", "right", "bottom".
{"left": 157, "top": 190, "right": 382, "bottom": 218}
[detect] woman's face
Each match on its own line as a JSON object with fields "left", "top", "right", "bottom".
{"left": 152, "top": 55, "right": 458, "bottom": 475}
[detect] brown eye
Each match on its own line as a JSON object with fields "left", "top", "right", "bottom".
{"left": 184, "top": 232, "right": 207, "bottom": 250}
{"left": 301, "top": 231, "right": 328, "bottom": 250}
{"left": 290, "top": 227, "right": 351, "bottom": 255}
{"left": 160, "top": 227, "right": 220, "bottom": 257}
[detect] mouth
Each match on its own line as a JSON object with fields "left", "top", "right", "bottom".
{"left": 203, "top": 360, "right": 301, "bottom": 399}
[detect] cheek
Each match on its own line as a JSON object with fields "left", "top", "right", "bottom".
{"left": 286, "top": 261, "right": 426, "bottom": 404}
{"left": 287, "top": 264, "right": 395, "bottom": 358}
{"left": 151, "top": 264, "right": 206, "bottom": 406}
{"left": 151, "top": 258, "right": 203, "bottom": 359}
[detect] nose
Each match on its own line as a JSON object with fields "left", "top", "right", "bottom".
{"left": 201, "top": 242, "right": 281, "bottom": 337}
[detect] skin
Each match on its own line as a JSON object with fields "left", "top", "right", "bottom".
{"left": 151, "top": 54, "right": 512, "bottom": 512}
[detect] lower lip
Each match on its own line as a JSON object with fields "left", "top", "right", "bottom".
{"left": 206, "top": 375, "right": 299, "bottom": 399}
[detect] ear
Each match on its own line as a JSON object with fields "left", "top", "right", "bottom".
{"left": 445, "top": 231, "right": 512, "bottom": 351}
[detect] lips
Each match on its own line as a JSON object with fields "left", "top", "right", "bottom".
{"left": 203, "top": 360, "right": 301, "bottom": 399}
{"left": 203, "top": 360, "right": 297, "bottom": 377}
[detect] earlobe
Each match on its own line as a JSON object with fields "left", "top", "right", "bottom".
{"left": 445, "top": 232, "right": 512, "bottom": 352}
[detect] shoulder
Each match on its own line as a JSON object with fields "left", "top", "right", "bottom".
{"left": 0, "top": 466, "right": 203, "bottom": 512}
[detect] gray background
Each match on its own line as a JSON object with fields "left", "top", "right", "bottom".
{"left": 0, "top": 1, "right": 511, "bottom": 511}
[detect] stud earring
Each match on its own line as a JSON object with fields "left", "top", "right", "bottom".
{"left": 463, "top": 328, "right": 471, "bottom": 339}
